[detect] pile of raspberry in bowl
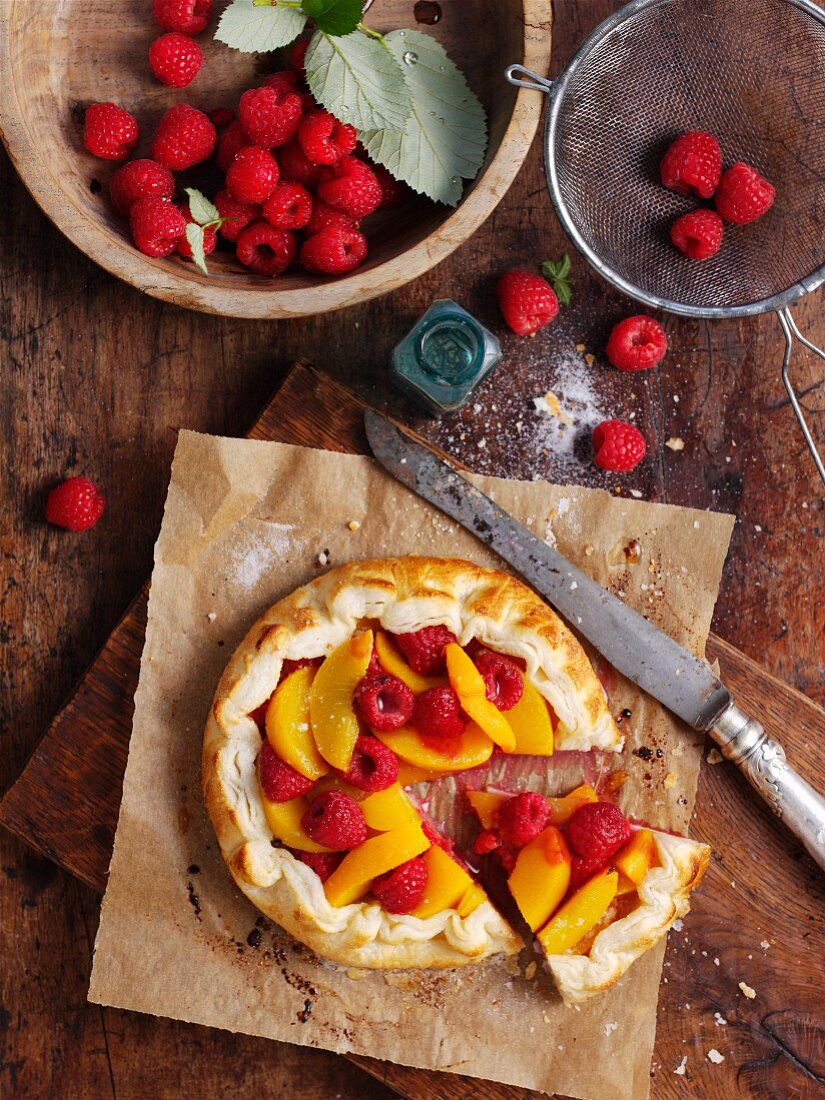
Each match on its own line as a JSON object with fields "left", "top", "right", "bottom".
{"left": 83, "top": 4, "right": 405, "bottom": 278}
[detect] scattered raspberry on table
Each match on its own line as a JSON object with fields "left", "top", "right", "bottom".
{"left": 592, "top": 420, "right": 647, "bottom": 473}
{"left": 149, "top": 32, "right": 204, "bottom": 88}
{"left": 84, "top": 103, "right": 139, "bottom": 161}
{"left": 670, "top": 209, "right": 724, "bottom": 260}
{"left": 660, "top": 131, "right": 722, "bottom": 199}
{"left": 496, "top": 270, "right": 559, "bottom": 336}
{"left": 606, "top": 315, "right": 668, "bottom": 372}
{"left": 715, "top": 162, "right": 775, "bottom": 225}
{"left": 45, "top": 477, "right": 106, "bottom": 531}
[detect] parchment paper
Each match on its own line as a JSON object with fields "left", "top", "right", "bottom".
{"left": 89, "top": 431, "right": 734, "bottom": 1100}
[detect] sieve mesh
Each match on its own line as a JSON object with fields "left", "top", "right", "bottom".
{"left": 549, "top": 0, "right": 825, "bottom": 314}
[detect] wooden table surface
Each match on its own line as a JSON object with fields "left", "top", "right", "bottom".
{"left": 1, "top": 2, "right": 823, "bottom": 1099}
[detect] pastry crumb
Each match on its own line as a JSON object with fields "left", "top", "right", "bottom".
{"left": 665, "top": 436, "right": 685, "bottom": 451}
{"left": 575, "top": 343, "right": 586, "bottom": 352}
{"left": 524, "top": 961, "right": 537, "bottom": 981}
{"left": 674, "top": 1056, "right": 687, "bottom": 1076}
{"left": 584, "top": 353, "right": 595, "bottom": 367}
{"left": 760, "top": 940, "right": 771, "bottom": 950}
{"left": 584, "top": 544, "right": 595, "bottom": 556}
{"left": 706, "top": 1049, "right": 725, "bottom": 1064}
{"left": 738, "top": 981, "right": 756, "bottom": 999}
{"left": 714, "top": 1012, "right": 728, "bottom": 1027}
{"left": 664, "top": 771, "right": 677, "bottom": 790}
{"left": 206, "top": 611, "right": 217, "bottom": 623}
{"left": 604, "top": 1021, "right": 618, "bottom": 1036}
{"left": 346, "top": 519, "right": 361, "bottom": 532}
{"left": 630, "top": 489, "right": 643, "bottom": 498}
{"left": 317, "top": 550, "right": 329, "bottom": 566}
{"left": 707, "top": 748, "right": 724, "bottom": 765}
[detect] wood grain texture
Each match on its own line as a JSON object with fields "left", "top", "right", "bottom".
{"left": 1, "top": 0, "right": 822, "bottom": 1096}
{"left": 3, "top": 363, "right": 824, "bottom": 1100}
{"left": 0, "top": 0, "right": 551, "bottom": 318}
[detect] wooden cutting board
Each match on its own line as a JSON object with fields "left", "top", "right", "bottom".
{"left": 2, "top": 362, "right": 823, "bottom": 1100}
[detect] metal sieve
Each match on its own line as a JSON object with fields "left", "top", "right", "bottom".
{"left": 507, "top": 0, "right": 825, "bottom": 482}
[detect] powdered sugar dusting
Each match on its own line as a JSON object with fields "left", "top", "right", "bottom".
{"left": 226, "top": 522, "right": 296, "bottom": 591}
{"left": 530, "top": 348, "right": 611, "bottom": 477}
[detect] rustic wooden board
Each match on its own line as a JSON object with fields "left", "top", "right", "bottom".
{"left": 2, "top": 362, "right": 823, "bottom": 1099}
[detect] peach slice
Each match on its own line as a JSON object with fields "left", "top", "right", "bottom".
{"left": 614, "top": 828, "right": 658, "bottom": 885}
{"left": 323, "top": 821, "right": 429, "bottom": 908}
{"left": 445, "top": 644, "right": 516, "bottom": 752}
{"left": 456, "top": 882, "right": 487, "bottom": 918}
{"left": 309, "top": 630, "right": 374, "bottom": 772}
{"left": 396, "top": 761, "right": 447, "bottom": 786}
{"left": 261, "top": 794, "right": 334, "bottom": 854}
{"left": 409, "top": 845, "right": 474, "bottom": 919}
{"left": 360, "top": 784, "right": 422, "bottom": 832}
{"left": 465, "top": 789, "right": 507, "bottom": 830}
{"left": 508, "top": 826, "right": 571, "bottom": 932}
{"left": 374, "top": 631, "right": 445, "bottom": 693}
{"left": 504, "top": 677, "right": 554, "bottom": 756}
{"left": 547, "top": 783, "right": 599, "bottom": 825}
{"left": 265, "top": 666, "right": 328, "bottom": 781}
{"left": 375, "top": 722, "right": 494, "bottom": 773}
{"left": 537, "top": 868, "right": 618, "bottom": 955}
{"left": 616, "top": 871, "right": 638, "bottom": 896}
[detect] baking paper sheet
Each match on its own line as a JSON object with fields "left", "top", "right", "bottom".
{"left": 89, "top": 432, "right": 734, "bottom": 1100}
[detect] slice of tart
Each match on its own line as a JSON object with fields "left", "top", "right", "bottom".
{"left": 467, "top": 786, "right": 710, "bottom": 1003}
{"left": 203, "top": 557, "right": 622, "bottom": 969}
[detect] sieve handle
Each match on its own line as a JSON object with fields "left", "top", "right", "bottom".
{"left": 505, "top": 65, "right": 554, "bottom": 94}
{"left": 777, "top": 307, "right": 825, "bottom": 485}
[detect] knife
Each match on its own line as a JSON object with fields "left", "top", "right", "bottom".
{"left": 364, "top": 410, "right": 825, "bottom": 873}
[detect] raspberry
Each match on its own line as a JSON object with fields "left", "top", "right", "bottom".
{"left": 291, "top": 849, "right": 341, "bottom": 882}
{"left": 301, "top": 791, "right": 368, "bottom": 850}
{"left": 421, "top": 820, "right": 455, "bottom": 855}
{"left": 279, "top": 657, "right": 318, "bottom": 682}
{"left": 412, "top": 687, "right": 465, "bottom": 740}
{"left": 569, "top": 852, "right": 609, "bottom": 889}
{"left": 262, "top": 181, "right": 313, "bottom": 230}
{"left": 715, "top": 162, "right": 775, "bottom": 225}
{"left": 208, "top": 107, "right": 235, "bottom": 130}
{"left": 214, "top": 189, "right": 262, "bottom": 242}
{"left": 151, "top": 104, "right": 216, "bottom": 171}
{"left": 236, "top": 221, "right": 295, "bottom": 276}
{"left": 239, "top": 86, "right": 302, "bottom": 149}
{"left": 129, "top": 196, "right": 187, "bottom": 257}
{"left": 299, "top": 226, "right": 367, "bottom": 275}
{"left": 473, "top": 829, "right": 500, "bottom": 855}
{"left": 152, "top": 0, "right": 211, "bottom": 35}
{"left": 45, "top": 477, "right": 106, "bottom": 531}
{"left": 566, "top": 802, "right": 632, "bottom": 861}
{"left": 670, "top": 209, "right": 724, "bottom": 260}
{"left": 496, "top": 270, "right": 559, "bottom": 336}
{"left": 393, "top": 626, "right": 457, "bottom": 676}
{"left": 258, "top": 740, "right": 315, "bottom": 802}
{"left": 279, "top": 138, "right": 322, "bottom": 186}
{"left": 304, "top": 199, "right": 357, "bottom": 237}
{"left": 370, "top": 162, "right": 406, "bottom": 208}
{"left": 289, "top": 37, "right": 310, "bottom": 77}
{"left": 216, "top": 119, "right": 247, "bottom": 173}
{"left": 109, "top": 159, "right": 174, "bottom": 215}
{"left": 605, "top": 315, "right": 668, "bottom": 371}
{"left": 592, "top": 420, "right": 647, "bottom": 473}
{"left": 298, "top": 109, "right": 357, "bottom": 166}
{"left": 473, "top": 651, "right": 523, "bottom": 711}
{"left": 372, "top": 856, "right": 428, "bottom": 913}
{"left": 149, "top": 32, "right": 203, "bottom": 87}
{"left": 176, "top": 202, "right": 217, "bottom": 260}
{"left": 317, "top": 157, "right": 382, "bottom": 218}
{"left": 660, "top": 131, "right": 722, "bottom": 199}
{"left": 354, "top": 675, "right": 414, "bottom": 731}
{"left": 84, "top": 103, "right": 139, "bottom": 161}
{"left": 264, "top": 70, "right": 299, "bottom": 94}
{"left": 226, "top": 146, "right": 279, "bottom": 204}
{"left": 341, "top": 734, "right": 400, "bottom": 791}
{"left": 498, "top": 792, "right": 550, "bottom": 848}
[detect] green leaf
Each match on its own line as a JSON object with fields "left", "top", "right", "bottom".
{"left": 360, "top": 30, "right": 487, "bottom": 206}
{"left": 185, "top": 187, "right": 220, "bottom": 226}
{"left": 305, "top": 30, "right": 411, "bottom": 133}
{"left": 554, "top": 280, "right": 573, "bottom": 307}
{"left": 184, "top": 223, "right": 209, "bottom": 276}
{"left": 301, "top": 0, "right": 362, "bottom": 36}
{"left": 215, "top": 0, "right": 307, "bottom": 52}
{"left": 540, "top": 256, "right": 573, "bottom": 306}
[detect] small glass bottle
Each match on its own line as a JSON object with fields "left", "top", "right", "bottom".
{"left": 390, "top": 299, "right": 502, "bottom": 416}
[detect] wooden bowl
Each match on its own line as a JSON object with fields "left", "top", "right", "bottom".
{"left": 0, "top": 0, "right": 551, "bottom": 319}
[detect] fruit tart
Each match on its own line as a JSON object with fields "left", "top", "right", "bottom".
{"left": 203, "top": 556, "right": 622, "bottom": 969}
{"left": 467, "top": 786, "right": 710, "bottom": 1003}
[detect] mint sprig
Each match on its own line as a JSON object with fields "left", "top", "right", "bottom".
{"left": 541, "top": 254, "right": 573, "bottom": 306}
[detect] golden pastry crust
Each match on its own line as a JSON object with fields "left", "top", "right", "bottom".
{"left": 204, "top": 556, "right": 621, "bottom": 969}
{"left": 544, "top": 829, "right": 711, "bottom": 1004}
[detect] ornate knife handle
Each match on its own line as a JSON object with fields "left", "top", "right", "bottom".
{"left": 712, "top": 704, "right": 825, "bottom": 873}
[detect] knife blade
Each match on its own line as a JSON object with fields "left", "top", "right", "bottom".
{"left": 365, "top": 409, "right": 825, "bottom": 872}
